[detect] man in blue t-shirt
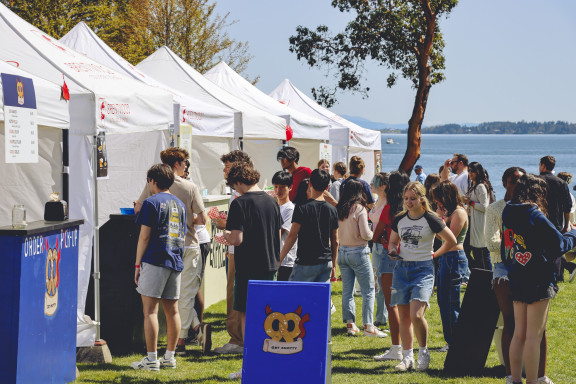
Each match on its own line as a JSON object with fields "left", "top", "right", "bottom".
{"left": 131, "top": 164, "right": 187, "bottom": 371}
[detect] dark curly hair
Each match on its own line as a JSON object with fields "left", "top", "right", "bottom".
{"left": 226, "top": 162, "right": 260, "bottom": 187}
{"left": 220, "top": 150, "right": 253, "bottom": 167}
{"left": 160, "top": 147, "right": 189, "bottom": 167}
{"left": 336, "top": 179, "right": 367, "bottom": 220}
{"left": 511, "top": 174, "right": 548, "bottom": 217}
{"left": 147, "top": 164, "right": 175, "bottom": 190}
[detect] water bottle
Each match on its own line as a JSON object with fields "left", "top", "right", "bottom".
{"left": 12, "top": 204, "right": 26, "bottom": 229}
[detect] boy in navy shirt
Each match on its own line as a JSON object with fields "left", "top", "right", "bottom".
{"left": 131, "top": 164, "right": 187, "bottom": 371}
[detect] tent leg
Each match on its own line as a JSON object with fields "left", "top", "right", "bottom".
{"left": 63, "top": 130, "right": 69, "bottom": 204}
{"left": 92, "top": 135, "right": 101, "bottom": 341}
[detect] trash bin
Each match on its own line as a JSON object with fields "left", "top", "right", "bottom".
{"left": 0, "top": 219, "right": 83, "bottom": 384}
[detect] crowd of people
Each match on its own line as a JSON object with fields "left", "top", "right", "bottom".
{"left": 129, "top": 146, "right": 576, "bottom": 383}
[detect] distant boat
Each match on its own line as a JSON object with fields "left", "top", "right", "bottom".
{"left": 386, "top": 138, "right": 394, "bottom": 144}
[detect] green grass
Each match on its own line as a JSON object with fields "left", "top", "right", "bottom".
{"left": 76, "top": 272, "right": 576, "bottom": 383}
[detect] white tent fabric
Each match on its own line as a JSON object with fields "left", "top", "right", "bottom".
{"left": 137, "top": 47, "right": 286, "bottom": 141}
{"left": 59, "top": 22, "right": 235, "bottom": 138}
{"left": 0, "top": 61, "right": 69, "bottom": 226}
{"left": 137, "top": 47, "right": 288, "bottom": 187}
{"left": 0, "top": 3, "right": 174, "bottom": 347}
{"left": 204, "top": 62, "right": 330, "bottom": 141}
{"left": 269, "top": 79, "right": 381, "bottom": 182}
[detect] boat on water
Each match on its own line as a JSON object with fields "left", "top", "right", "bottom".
{"left": 386, "top": 138, "right": 394, "bottom": 144}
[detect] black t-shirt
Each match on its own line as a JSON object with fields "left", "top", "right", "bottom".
{"left": 226, "top": 191, "right": 282, "bottom": 273}
{"left": 292, "top": 199, "right": 339, "bottom": 265}
{"left": 540, "top": 172, "right": 572, "bottom": 231}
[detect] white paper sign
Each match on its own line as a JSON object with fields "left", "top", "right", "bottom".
{"left": 2, "top": 74, "right": 38, "bottom": 163}
{"left": 319, "top": 142, "right": 332, "bottom": 162}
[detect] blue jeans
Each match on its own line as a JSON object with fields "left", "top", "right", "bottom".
{"left": 371, "top": 243, "right": 388, "bottom": 323}
{"left": 436, "top": 250, "right": 468, "bottom": 345}
{"left": 338, "top": 245, "right": 374, "bottom": 325}
{"left": 289, "top": 261, "right": 332, "bottom": 283}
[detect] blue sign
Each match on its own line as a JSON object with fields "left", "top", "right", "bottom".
{"left": 242, "top": 281, "right": 331, "bottom": 384}
{"left": 0, "top": 226, "right": 79, "bottom": 384}
{"left": 1, "top": 73, "right": 37, "bottom": 109}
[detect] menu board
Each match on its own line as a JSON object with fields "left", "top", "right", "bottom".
{"left": 319, "top": 142, "right": 332, "bottom": 162}
{"left": 2, "top": 73, "right": 38, "bottom": 163}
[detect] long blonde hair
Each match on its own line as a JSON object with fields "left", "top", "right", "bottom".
{"left": 398, "top": 181, "right": 434, "bottom": 216}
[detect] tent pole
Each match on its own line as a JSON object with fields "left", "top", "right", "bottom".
{"left": 92, "top": 135, "right": 101, "bottom": 341}
{"left": 62, "top": 129, "right": 69, "bottom": 203}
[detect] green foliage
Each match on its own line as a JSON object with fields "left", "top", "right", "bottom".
{"left": 422, "top": 121, "right": 576, "bottom": 134}
{"left": 289, "top": 0, "right": 458, "bottom": 107}
{"left": 1, "top": 0, "right": 254, "bottom": 77}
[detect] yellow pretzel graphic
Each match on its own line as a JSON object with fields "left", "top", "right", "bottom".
{"left": 264, "top": 311, "right": 302, "bottom": 342}
{"left": 45, "top": 248, "right": 57, "bottom": 296}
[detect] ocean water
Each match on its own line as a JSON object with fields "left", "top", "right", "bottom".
{"left": 380, "top": 134, "right": 576, "bottom": 200}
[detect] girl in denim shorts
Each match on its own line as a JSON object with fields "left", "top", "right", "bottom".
{"left": 388, "top": 182, "right": 457, "bottom": 372}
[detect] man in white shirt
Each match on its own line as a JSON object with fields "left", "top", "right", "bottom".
{"left": 441, "top": 153, "right": 470, "bottom": 196}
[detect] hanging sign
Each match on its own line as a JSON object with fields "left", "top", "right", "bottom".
{"left": 96, "top": 130, "right": 109, "bottom": 179}
{"left": 2, "top": 73, "right": 38, "bottom": 163}
{"left": 319, "top": 143, "right": 332, "bottom": 162}
{"left": 179, "top": 125, "right": 192, "bottom": 155}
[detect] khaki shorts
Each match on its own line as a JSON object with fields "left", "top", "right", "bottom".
{"left": 136, "top": 262, "right": 181, "bottom": 300}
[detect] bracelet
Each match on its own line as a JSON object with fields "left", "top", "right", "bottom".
{"left": 135, "top": 265, "right": 140, "bottom": 269}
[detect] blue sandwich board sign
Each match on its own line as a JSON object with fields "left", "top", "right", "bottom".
{"left": 242, "top": 281, "right": 331, "bottom": 384}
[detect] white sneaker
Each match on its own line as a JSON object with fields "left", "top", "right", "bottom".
{"left": 330, "top": 301, "right": 337, "bottom": 315}
{"left": 214, "top": 343, "right": 243, "bottom": 354}
{"left": 538, "top": 376, "right": 554, "bottom": 384}
{"left": 505, "top": 376, "right": 514, "bottom": 384}
{"left": 364, "top": 324, "right": 388, "bottom": 338}
{"left": 159, "top": 355, "right": 176, "bottom": 369}
{"left": 374, "top": 345, "right": 403, "bottom": 361}
{"left": 416, "top": 350, "right": 430, "bottom": 371}
{"left": 346, "top": 323, "right": 361, "bottom": 336}
{"left": 395, "top": 354, "right": 415, "bottom": 371}
{"left": 228, "top": 370, "right": 242, "bottom": 380}
{"left": 130, "top": 356, "right": 160, "bottom": 371}
{"left": 438, "top": 344, "right": 449, "bottom": 352}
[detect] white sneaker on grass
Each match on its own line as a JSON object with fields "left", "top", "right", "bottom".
{"left": 228, "top": 370, "right": 242, "bottom": 380}
{"left": 159, "top": 355, "right": 176, "bottom": 369}
{"left": 395, "top": 354, "right": 415, "bottom": 371}
{"left": 538, "top": 376, "right": 554, "bottom": 384}
{"left": 346, "top": 323, "right": 361, "bottom": 336}
{"left": 438, "top": 344, "right": 449, "bottom": 352}
{"left": 416, "top": 350, "right": 430, "bottom": 371}
{"left": 130, "top": 356, "right": 160, "bottom": 371}
{"left": 374, "top": 345, "right": 403, "bottom": 361}
{"left": 569, "top": 269, "right": 576, "bottom": 283}
{"left": 363, "top": 324, "right": 388, "bottom": 338}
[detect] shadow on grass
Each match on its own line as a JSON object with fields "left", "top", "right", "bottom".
{"left": 78, "top": 375, "right": 224, "bottom": 383}
{"left": 332, "top": 364, "right": 506, "bottom": 380}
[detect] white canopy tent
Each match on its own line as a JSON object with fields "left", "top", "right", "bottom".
{"left": 137, "top": 47, "right": 287, "bottom": 187}
{"left": 60, "top": 22, "right": 237, "bottom": 194}
{"left": 204, "top": 62, "right": 332, "bottom": 170}
{"left": 0, "top": 3, "right": 174, "bottom": 346}
{"left": 269, "top": 79, "right": 382, "bottom": 183}
{"left": 0, "top": 60, "right": 69, "bottom": 225}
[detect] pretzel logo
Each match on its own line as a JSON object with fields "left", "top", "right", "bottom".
{"left": 262, "top": 305, "right": 309, "bottom": 355}
{"left": 16, "top": 79, "right": 24, "bottom": 105}
{"left": 44, "top": 239, "right": 61, "bottom": 316}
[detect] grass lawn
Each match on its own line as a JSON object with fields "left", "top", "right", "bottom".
{"left": 76, "top": 271, "right": 576, "bottom": 383}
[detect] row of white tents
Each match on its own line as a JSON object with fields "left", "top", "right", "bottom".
{"left": 0, "top": 3, "right": 381, "bottom": 347}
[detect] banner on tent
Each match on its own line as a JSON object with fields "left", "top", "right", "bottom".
{"left": 96, "top": 131, "right": 109, "bottom": 179}
{"left": 1, "top": 73, "right": 38, "bottom": 163}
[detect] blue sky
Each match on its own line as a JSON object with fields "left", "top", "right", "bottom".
{"left": 214, "top": 0, "right": 576, "bottom": 125}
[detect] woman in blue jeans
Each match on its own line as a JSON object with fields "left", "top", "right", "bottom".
{"left": 432, "top": 180, "right": 469, "bottom": 352}
{"left": 337, "top": 180, "right": 386, "bottom": 337}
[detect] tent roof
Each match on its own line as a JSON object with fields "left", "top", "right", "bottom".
{"left": 0, "top": 4, "right": 173, "bottom": 135}
{"left": 204, "top": 62, "right": 329, "bottom": 141}
{"left": 0, "top": 60, "right": 69, "bottom": 129}
{"left": 60, "top": 22, "right": 234, "bottom": 137}
{"left": 269, "top": 79, "right": 381, "bottom": 150}
{"left": 136, "top": 46, "right": 286, "bottom": 140}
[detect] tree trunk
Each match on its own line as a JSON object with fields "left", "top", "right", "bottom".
{"left": 398, "top": 1, "right": 436, "bottom": 175}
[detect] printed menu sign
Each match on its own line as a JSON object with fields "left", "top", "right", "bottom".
{"left": 319, "top": 143, "right": 332, "bottom": 162}
{"left": 2, "top": 73, "right": 38, "bottom": 163}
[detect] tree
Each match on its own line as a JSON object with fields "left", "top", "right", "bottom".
{"left": 289, "top": 0, "right": 458, "bottom": 173}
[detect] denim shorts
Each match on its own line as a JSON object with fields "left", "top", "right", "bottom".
{"left": 391, "top": 259, "right": 435, "bottom": 306}
{"left": 492, "top": 262, "right": 511, "bottom": 281}
{"left": 373, "top": 243, "right": 397, "bottom": 274}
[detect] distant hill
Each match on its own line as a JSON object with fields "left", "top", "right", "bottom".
{"left": 422, "top": 121, "right": 576, "bottom": 134}
{"left": 340, "top": 115, "right": 407, "bottom": 131}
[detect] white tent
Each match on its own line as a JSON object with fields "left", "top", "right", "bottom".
{"left": 60, "top": 22, "right": 236, "bottom": 194}
{"left": 204, "top": 62, "right": 332, "bottom": 170}
{"left": 0, "top": 3, "right": 174, "bottom": 346}
{"left": 137, "top": 47, "right": 287, "bottom": 187}
{"left": 269, "top": 79, "right": 382, "bottom": 182}
{"left": 0, "top": 60, "right": 69, "bottom": 225}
